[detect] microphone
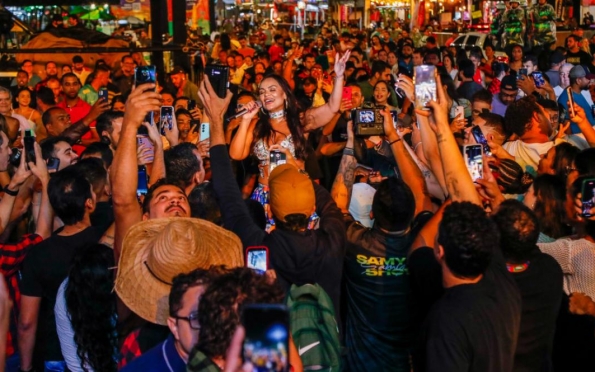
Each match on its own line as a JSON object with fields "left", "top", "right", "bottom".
{"left": 226, "top": 101, "right": 262, "bottom": 122}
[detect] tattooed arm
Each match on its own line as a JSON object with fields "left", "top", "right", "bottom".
{"left": 428, "top": 76, "right": 481, "bottom": 205}
{"left": 381, "top": 110, "right": 433, "bottom": 215}
{"left": 330, "top": 121, "right": 357, "bottom": 214}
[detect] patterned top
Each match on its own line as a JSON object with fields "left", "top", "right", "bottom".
{"left": 502, "top": 8, "right": 526, "bottom": 46}
{"left": 253, "top": 135, "right": 296, "bottom": 178}
{"left": 538, "top": 238, "right": 595, "bottom": 299}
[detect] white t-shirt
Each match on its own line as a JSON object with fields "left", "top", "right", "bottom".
{"left": 54, "top": 279, "right": 91, "bottom": 372}
{"left": 10, "top": 112, "right": 32, "bottom": 131}
{"left": 502, "top": 140, "right": 559, "bottom": 175}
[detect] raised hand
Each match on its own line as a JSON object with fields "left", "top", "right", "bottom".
{"left": 333, "top": 49, "right": 351, "bottom": 78}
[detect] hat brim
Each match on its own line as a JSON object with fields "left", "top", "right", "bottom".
{"left": 115, "top": 217, "right": 244, "bottom": 325}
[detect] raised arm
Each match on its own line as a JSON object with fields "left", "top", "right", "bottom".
{"left": 111, "top": 85, "right": 162, "bottom": 259}
{"left": 28, "top": 143, "right": 53, "bottom": 239}
{"left": 382, "top": 109, "right": 433, "bottom": 215}
{"left": 330, "top": 122, "right": 357, "bottom": 213}
{"left": 303, "top": 50, "right": 351, "bottom": 132}
{"left": 428, "top": 75, "right": 481, "bottom": 205}
{"left": 141, "top": 121, "right": 166, "bottom": 186}
{"left": 0, "top": 141, "right": 32, "bottom": 235}
{"left": 283, "top": 47, "right": 303, "bottom": 91}
{"left": 229, "top": 118, "right": 256, "bottom": 161}
{"left": 570, "top": 102, "right": 595, "bottom": 147}
{"left": 61, "top": 98, "right": 110, "bottom": 143}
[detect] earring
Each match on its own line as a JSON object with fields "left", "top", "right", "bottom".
{"left": 285, "top": 99, "right": 288, "bottom": 110}
{"left": 260, "top": 106, "right": 266, "bottom": 115}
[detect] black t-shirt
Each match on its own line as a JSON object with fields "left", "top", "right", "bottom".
{"left": 411, "top": 249, "right": 522, "bottom": 372}
{"left": 343, "top": 212, "right": 431, "bottom": 371}
{"left": 511, "top": 250, "right": 563, "bottom": 372}
{"left": 20, "top": 226, "right": 103, "bottom": 366}
{"left": 565, "top": 50, "right": 592, "bottom": 66}
{"left": 90, "top": 200, "right": 114, "bottom": 231}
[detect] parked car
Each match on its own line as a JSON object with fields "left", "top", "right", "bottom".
{"left": 450, "top": 32, "right": 508, "bottom": 59}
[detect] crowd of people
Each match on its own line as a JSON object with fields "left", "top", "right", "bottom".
{"left": 1, "top": 11, "right": 595, "bottom": 372}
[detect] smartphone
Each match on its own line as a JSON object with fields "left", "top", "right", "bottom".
{"left": 390, "top": 110, "right": 399, "bottom": 128}
{"left": 46, "top": 157, "right": 60, "bottom": 172}
{"left": 137, "top": 135, "right": 154, "bottom": 163}
{"left": 98, "top": 88, "right": 109, "bottom": 101}
{"left": 532, "top": 71, "right": 545, "bottom": 88}
{"left": 134, "top": 65, "right": 156, "bottom": 91}
{"left": 567, "top": 87, "right": 576, "bottom": 117}
{"left": 242, "top": 304, "right": 290, "bottom": 372}
{"left": 137, "top": 165, "right": 149, "bottom": 196}
{"left": 199, "top": 122, "right": 210, "bottom": 142}
{"left": 160, "top": 106, "right": 174, "bottom": 136}
{"left": 245, "top": 246, "right": 269, "bottom": 274}
{"left": 269, "top": 151, "right": 287, "bottom": 173}
{"left": 342, "top": 86, "right": 352, "bottom": 103}
{"left": 517, "top": 68, "right": 528, "bottom": 79}
{"left": 463, "top": 144, "right": 483, "bottom": 182}
{"left": 188, "top": 99, "right": 197, "bottom": 112}
{"left": 23, "top": 129, "right": 35, "bottom": 164}
{"left": 471, "top": 125, "right": 492, "bottom": 156}
{"left": 413, "top": 65, "right": 436, "bottom": 110}
{"left": 455, "top": 105, "right": 465, "bottom": 119}
{"left": 204, "top": 65, "right": 230, "bottom": 99}
{"left": 581, "top": 178, "right": 595, "bottom": 218}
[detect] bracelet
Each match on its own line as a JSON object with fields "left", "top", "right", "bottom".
{"left": 388, "top": 138, "right": 402, "bottom": 146}
{"left": 3, "top": 186, "right": 19, "bottom": 196}
{"left": 343, "top": 147, "right": 355, "bottom": 156}
{"left": 413, "top": 142, "right": 422, "bottom": 151}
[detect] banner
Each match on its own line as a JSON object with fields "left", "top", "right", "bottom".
{"left": 186, "top": 0, "right": 210, "bottom": 33}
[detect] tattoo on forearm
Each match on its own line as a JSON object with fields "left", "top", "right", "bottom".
{"left": 436, "top": 132, "right": 447, "bottom": 145}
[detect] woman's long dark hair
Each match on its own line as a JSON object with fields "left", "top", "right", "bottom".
{"left": 65, "top": 244, "right": 117, "bottom": 372}
{"left": 220, "top": 33, "right": 232, "bottom": 51}
{"left": 254, "top": 74, "right": 307, "bottom": 160}
{"left": 533, "top": 175, "right": 571, "bottom": 239}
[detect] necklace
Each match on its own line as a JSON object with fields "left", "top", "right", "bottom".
{"left": 269, "top": 110, "right": 285, "bottom": 119}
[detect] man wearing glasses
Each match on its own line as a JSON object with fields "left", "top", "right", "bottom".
{"left": 492, "top": 75, "right": 519, "bottom": 117}
{"left": 120, "top": 269, "right": 212, "bottom": 372}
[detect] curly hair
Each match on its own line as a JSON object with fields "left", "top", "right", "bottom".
{"left": 254, "top": 74, "right": 307, "bottom": 160}
{"left": 438, "top": 202, "right": 499, "bottom": 278}
{"left": 504, "top": 95, "right": 541, "bottom": 138}
{"left": 195, "top": 267, "right": 285, "bottom": 359}
{"left": 492, "top": 200, "right": 540, "bottom": 263}
{"left": 65, "top": 244, "right": 117, "bottom": 372}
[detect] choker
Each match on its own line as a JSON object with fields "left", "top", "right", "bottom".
{"left": 269, "top": 110, "right": 285, "bottom": 119}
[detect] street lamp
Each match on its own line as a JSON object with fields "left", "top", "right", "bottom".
{"left": 297, "top": 1, "right": 305, "bottom": 38}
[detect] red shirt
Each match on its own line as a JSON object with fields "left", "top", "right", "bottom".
{"left": 1, "top": 234, "right": 44, "bottom": 356}
{"left": 268, "top": 44, "right": 285, "bottom": 63}
{"left": 57, "top": 98, "right": 93, "bottom": 154}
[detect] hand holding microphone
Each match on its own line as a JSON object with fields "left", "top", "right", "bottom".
{"left": 226, "top": 100, "right": 262, "bottom": 122}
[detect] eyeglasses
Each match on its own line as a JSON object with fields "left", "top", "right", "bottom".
{"left": 500, "top": 92, "right": 517, "bottom": 98}
{"left": 173, "top": 311, "right": 200, "bottom": 329}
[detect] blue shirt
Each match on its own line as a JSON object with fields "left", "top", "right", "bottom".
{"left": 558, "top": 88, "right": 595, "bottom": 134}
{"left": 491, "top": 94, "right": 511, "bottom": 117}
{"left": 120, "top": 335, "right": 186, "bottom": 372}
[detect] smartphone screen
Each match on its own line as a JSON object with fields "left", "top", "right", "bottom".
{"left": 134, "top": 66, "right": 156, "bottom": 91}
{"left": 137, "top": 165, "right": 149, "bottom": 196}
{"left": 471, "top": 126, "right": 492, "bottom": 156}
{"left": 242, "top": 304, "right": 290, "bottom": 372}
{"left": 582, "top": 178, "right": 595, "bottom": 217}
{"left": 269, "top": 151, "right": 287, "bottom": 173}
{"left": 533, "top": 72, "right": 545, "bottom": 88}
{"left": 98, "top": 88, "right": 109, "bottom": 101}
{"left": 246, "top": 247, "right": 268, "bottom": 274}
{"left": 24, "top": 130, "right": 35, "bottom": 164}
{"left": 567, "top": 87, "right": 576, "bottom": 117}
{"left": 414, "top": 65, "right": 436, "bottom": 110}
{"left": 160, "top": 106, "right": 174, "bottom": 135}
{"left": 464, "top": 144, "right": 483, "bottom": 181}
{"left": 199, "top": 123, "right": 210, "bottom": 142}
{"left": 205, "top": 65, "right": 230, "bottom": 99}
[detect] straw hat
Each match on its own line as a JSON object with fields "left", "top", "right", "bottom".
{"left": 115, "top": 218, "right": 244, "bottom": 325}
